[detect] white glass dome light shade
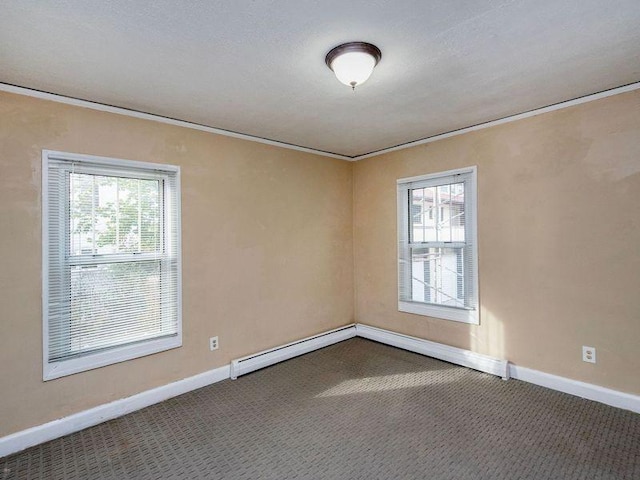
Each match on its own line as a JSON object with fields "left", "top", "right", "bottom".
{"left": 325, "top": 42, "right": 382, "bottom": 89}
{"left": 330, "top": 51, "right": 376, "bottom": 88}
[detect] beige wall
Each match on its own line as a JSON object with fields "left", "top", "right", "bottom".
{"left": 0, "top": 91, "right": 354, "bottom": 437}
{"left": 354, "top": 90, "right": 640, "bottom": 396}
{"left": 2, "top": 87, "right": 639, "bottom": 439}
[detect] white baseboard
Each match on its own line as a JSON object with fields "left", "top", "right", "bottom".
{"left": 0, "top": 364, "right": 230, "bottom": 459}
{"left": 0, "top": 325, "right": 356, "bottom": 458}
{"left": 230, "top": 324, "right": 357, "bottom": 379}
{"left": 3, "top": 323, "right": 638, "bottom": 458}
{"left": 356, "top": 324, "right": 509, "bottom": 379}
{"left": 357, "top": 324, "right": 640, "bottom": 413}
{"left": 509, "top": 364, "right": 640, "bottom": 414}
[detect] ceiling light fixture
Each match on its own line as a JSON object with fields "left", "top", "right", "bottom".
{"left": 325, "top": 42, "right": 382, "bottom": 90}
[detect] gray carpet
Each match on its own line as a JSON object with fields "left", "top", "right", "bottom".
{"left": 2, "top": 338, "right": 639, "bottom": 479}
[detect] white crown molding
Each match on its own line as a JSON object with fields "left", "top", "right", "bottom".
{"left": 352, "top": 81, "right": 640, "bottom": 160}
{"left": 0, "top": 83, "right": 352, "bottom": 161}
{"left": 2, "top": 81, "right": 639, "bottom": 162}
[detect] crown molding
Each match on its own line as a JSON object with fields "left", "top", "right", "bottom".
{"left": 0, "top": 83, "right": 352, "bottom": 161}
{"left": 352, "top": 81, "right": 640, "bottom": 160}
{"left": 2, "top": 81, "right": 639, "bottom": 162}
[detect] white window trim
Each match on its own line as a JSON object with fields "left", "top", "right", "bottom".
{"left": 397, "top": 166, "right": 479, "bottom": 325}
{"left": 42, "top": 150, "right": 182, "bottom": 381}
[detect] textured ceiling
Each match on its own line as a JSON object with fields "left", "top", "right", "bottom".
{"left": 1, "top": 0, "right": 639, "bottom": 157}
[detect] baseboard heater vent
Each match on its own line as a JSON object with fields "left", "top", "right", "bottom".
{"left": 230, "top": 324, "right": 356, "bottom": 379}
{"left": 356, "top": 324, "right": 510, "bottom": 380}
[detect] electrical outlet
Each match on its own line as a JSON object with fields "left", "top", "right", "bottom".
{"left": 582, "top": 346, "right": 596, "bottom": 363}
{"left": 209, "top": 336, "right": 219, "bottom": 351}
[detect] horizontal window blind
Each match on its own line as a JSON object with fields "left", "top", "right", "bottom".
{"left": 397, "top": 168, "right": 478, "bottom": 323}
{"left": 45, "top": 153, "right": 180, "bottom": 371}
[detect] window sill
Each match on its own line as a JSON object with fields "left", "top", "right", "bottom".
{"left": 43, "top": 335, "right": 182, "bottom": 381}
{"left": 398, "top": 301, "right": 479, "bottom": 325}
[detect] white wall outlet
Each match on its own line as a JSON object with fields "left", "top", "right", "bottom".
{"left": 209, "top": 336, "right": 219, "bottom": 351}
{"left": 582, "top": 346, "right": 596, "bottom": 363}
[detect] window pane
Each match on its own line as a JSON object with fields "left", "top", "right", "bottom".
{"left": 49, "top": 260, "right": 177, "bottom": 360}
{"left": 70, "top": 173, "right": 161, "bottom": 255}
{"left": 411, "top": 187, "right": 436, "bottom": 242}
{"left": 411, "top": 182, "right": 465, "bottom": 243}
{"left": 411, "top": 203, "right": 422, "bottom": 225}
{"left": 409, "top": 247, "right": 467, "bottom": 308}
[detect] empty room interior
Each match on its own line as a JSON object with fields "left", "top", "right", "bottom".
{"left": 1, "top": 1, "right": 640, "bottom": 479}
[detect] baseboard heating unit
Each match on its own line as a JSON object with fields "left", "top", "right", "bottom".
{"left": 230, "top": 324, "right": 357, "bottom": 379}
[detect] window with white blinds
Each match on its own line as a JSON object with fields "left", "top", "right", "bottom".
{"left": 397, "top": 166, "right": 478, "bottom": 324}
{"left": 43, "top": 150, "right": 181, "bottom": 380}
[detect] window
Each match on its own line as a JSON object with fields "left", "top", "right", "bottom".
{"left": 43, "top": 151, "right": 181, "bottom": 380}
{"left": 397, "top": 166, "right": 478, "bottom": 324}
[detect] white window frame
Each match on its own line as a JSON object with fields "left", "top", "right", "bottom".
{"left": 397, "top": 166, "right": 479, "bottom": 324}
{"left": 42, "top": 150, "right": 182, "bottom": 380}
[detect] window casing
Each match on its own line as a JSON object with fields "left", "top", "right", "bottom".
{"left": 43, "top": 150, "right": 181, "bottom": 380}
{"left": 397, "top": 166, "right": 478, "bottom": 324}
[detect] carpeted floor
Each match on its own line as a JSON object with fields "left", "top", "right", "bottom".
{"left": 2, "top": 338, "right": 639, "bottom": 479}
